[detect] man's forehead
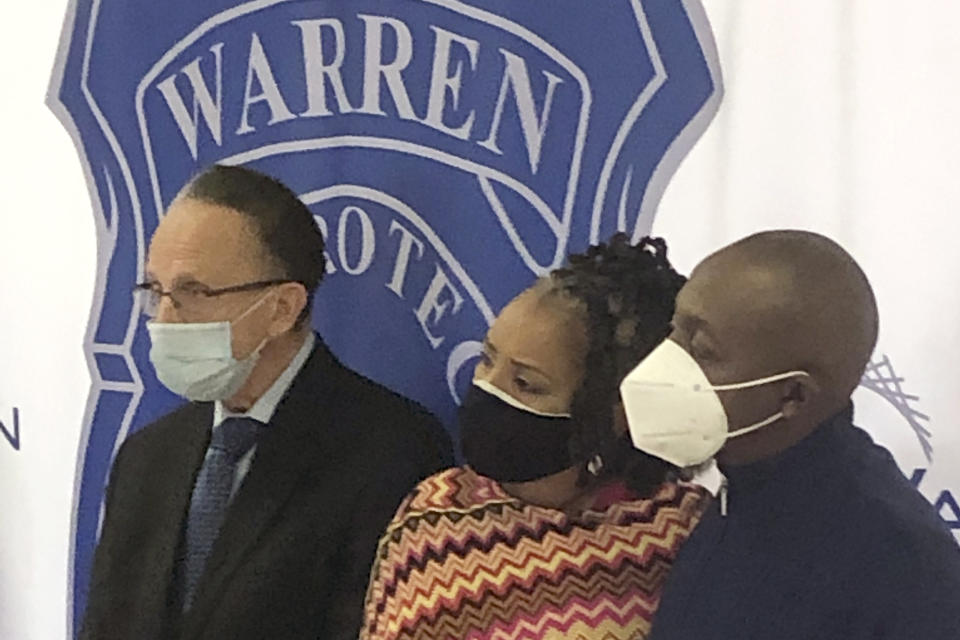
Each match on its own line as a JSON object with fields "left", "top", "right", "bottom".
{"left": 147, "top": 198, "right": 265, "bottom": 280}
{"left": 679, "top": 254, "right": 788, "bottom": 330}
{"left": 155, "top": 198, "right": 253, "bottom": 241}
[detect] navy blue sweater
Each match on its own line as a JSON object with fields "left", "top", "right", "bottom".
{"left": 650, "top": 406, "right": 960, "bottom": 639}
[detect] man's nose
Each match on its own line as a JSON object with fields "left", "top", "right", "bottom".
{"left": 153, "top": 296, "right": 179, "bottom": 323}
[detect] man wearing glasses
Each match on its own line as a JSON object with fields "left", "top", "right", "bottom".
{"left": 80, "top": 164, "right": 453, "bottom": 640}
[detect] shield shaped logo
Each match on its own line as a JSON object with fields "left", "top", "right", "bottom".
{"left": 49, "top": 0, "right": 722, "bottom": 630}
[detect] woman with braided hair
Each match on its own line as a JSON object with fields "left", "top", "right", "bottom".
{"left": 359, "top": 234, "right": 709, "bottom": 640}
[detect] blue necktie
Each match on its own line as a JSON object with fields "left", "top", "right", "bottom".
{"left": 181, "top": 416, "right": 261, "bottom": 611}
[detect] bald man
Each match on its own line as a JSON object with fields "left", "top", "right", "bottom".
{"left": 620, "top": 231, "right": 960, "bottom": 639}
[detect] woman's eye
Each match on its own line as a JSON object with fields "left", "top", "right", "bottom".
{"left": 515, "top": 378, "right": 543, "bottom": 395}
{"left": 478, "top": 352, "right": 492, "bottom": 368}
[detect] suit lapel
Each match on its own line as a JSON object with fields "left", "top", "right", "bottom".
{"left": 137, "top": 402, "right": 212, "bottom": 636}
{"left": 180, "top": 343, "right": 345, "bottom": 639}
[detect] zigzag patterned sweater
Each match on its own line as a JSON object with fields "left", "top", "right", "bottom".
{"left": 361, "top": 466, "right": 707, "bottom": 640}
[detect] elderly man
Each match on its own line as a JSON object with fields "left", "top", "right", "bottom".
{"left": 80, "top": 165, "right": 453, "bottom": 640}
{"left": 620, "top": 230, "right": 960, "bottom": 639}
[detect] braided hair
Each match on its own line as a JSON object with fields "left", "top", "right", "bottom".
{"left": 537, "top": 233, "right": 685, "bottom": 495}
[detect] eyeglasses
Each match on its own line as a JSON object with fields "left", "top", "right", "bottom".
{"left": 133, "top": 279, "right": 295, "bottom": 319}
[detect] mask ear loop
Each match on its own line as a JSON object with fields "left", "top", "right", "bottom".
{"left": 232, "top": 288, "right": 279, "bottom": 325}
{"left": 726, "top": 411, "right": 785, "bottom": 439}
{"left": 226, "top": 289, "right": 282, "bottom": 364}
{"left": 713, "top": 371, "right": 811, "bottom": 440}
{"left": 705, "top": 370, "right": 810, "bottom": 392}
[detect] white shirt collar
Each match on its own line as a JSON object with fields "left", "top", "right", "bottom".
{"left": 213, "top": 332, "right": 316, "bottom": 427}
{"left": 688, "top": 459, "right": 725, "bottom": 496}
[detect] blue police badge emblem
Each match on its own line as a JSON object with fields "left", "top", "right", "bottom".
{"left": 49, "top": 0, "right": 722, "bottom": 631}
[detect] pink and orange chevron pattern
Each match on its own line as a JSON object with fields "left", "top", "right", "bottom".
{"left": 361, "top": 467, "right": 707, "bottom": 640}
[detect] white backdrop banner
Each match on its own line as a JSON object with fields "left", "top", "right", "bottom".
{"left": 1, "top": 2, "right": 957, "bottom": 640}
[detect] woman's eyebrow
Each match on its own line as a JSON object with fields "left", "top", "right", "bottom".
{"left": 485, "top": 338, "right": 552, "bottom": 380}
{"left": 510, "top": 358, "right": 551, "bottom": 380}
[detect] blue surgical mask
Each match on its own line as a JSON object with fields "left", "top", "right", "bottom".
{"left": 147, "top": 293, "right": 273, "bottom": 402}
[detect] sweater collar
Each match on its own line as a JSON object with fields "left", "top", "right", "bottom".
{"left": 719, "top": 403, "right": 856, "bottom": 490}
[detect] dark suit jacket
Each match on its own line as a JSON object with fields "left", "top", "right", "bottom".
{"left": 80, "top": 338, "right": 453, "bottom": 640}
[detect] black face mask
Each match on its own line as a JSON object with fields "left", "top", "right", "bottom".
{"left": 458, "top": 382, "right": 578, "bottom": 483}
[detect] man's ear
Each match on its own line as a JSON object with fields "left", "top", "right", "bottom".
{"left": 268, "top": 282, "right": 308, "bottom": 336}
{"left": 781, "top": 374, "right": 821, "bottom": 419}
